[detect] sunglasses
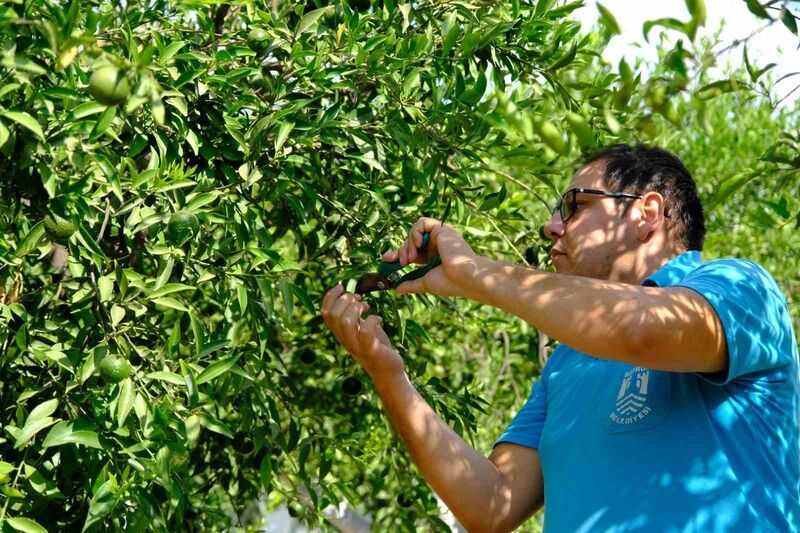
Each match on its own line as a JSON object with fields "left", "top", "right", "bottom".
{"left": 554, "top": 188, "right": 644, "bottom": 223}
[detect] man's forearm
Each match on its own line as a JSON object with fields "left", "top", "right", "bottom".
{"left": 462, "top": 256, "right": 643, "bottom": 362}
{"left": 371, "top": 371, "right": 509, "bottom": 532}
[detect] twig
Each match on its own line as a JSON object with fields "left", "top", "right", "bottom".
{"left": 776, "top": 82, "right": 800, "bottom": 107}
{"left": 710, "top": 19, "right": 775, "bottom": 58}
{"left": 479, "top": 165, "right": 554, "bottom": 212}
{"left": 0, "top": 449, "right": 28, "bottom": 523}
{"left": 483, "top": 215, "right": 527, "bottom": 265}
{"left": 96, "top": 198, "right": 111, "bottom": 245}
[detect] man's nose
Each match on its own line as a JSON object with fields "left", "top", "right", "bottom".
{"left": 543, "top": 210, "right": 564, "bottom": 241}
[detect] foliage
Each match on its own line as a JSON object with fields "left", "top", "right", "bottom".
{"left": 0, "top": 0, "right": 797, "bottom": 531}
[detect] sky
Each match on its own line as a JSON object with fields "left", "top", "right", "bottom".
{"left": 573, "top": 0, "right": 800, "bottom": 107}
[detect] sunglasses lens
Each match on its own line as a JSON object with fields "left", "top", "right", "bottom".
{"left": 560, "top": 191, "right": 576, "bottom": 221}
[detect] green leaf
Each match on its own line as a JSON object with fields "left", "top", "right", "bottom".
{"left": 781, "top": 7, "right": 798, "bottom": 35}
{"left": 155, "top": 257, "right": 174, "bottom": 290}
{"left": 260, "top": 453, "right": 272, "bottom": 491}
{"left": 707, "top": 172, "right": 757, "bottom": 209}
{"left": 0, "top": 120, "right": 9, "bottom": 147}
{"left": 5, "top": 517, "right": 48, "bottom": 533}
{"left": 185, "top": 191, "right": 219, "bottom": 212}
{"left": 147, "top": 283, "right": 196, "bottom": 299}
{"left": 745, "top": 0, "right": 770, "bottom": 19}
{"left": 198, "top": 412, "right": 233, "bottom": 438}
{"left": 237, "top": 284, "right": 248, "bottom": 312}
{"left": 597, "top": 3, "right": 621, "bottom": 36}
{"left": 279, "top": 277, "right": 294, "bottom": 318}
{"left": 15, "top": 416, "right": 58, "bottom": 449}
{"left": 289, "top": 283, "right": 315, "bottom": 314}
{"left": 0, "top": 83, "right": 21, "bottom": 99}
{"left": 152, "top": 297, "right": 189, "bottom": 312}
{"left": 275, "top": 121, "right": 294, "bottom": 152}
{"left": 159, "top": 40, "right": 187, "bottom": 64}
{"left": 0, "top": 111, "right": 44, "bottom": 140}
{"left": 296, "top": 6, "right": 333, "bottom": 36}
{"left": 27, "top": 398, "right": 58, "bottom": 422}
{"left": 13, "top": 221, "right": 45, "bottom": 259}
{"left": 83, "top": 479, "right": 115, "bottom": 531}
{"left": 550, "top": 41, "right": 577, "bottom": 71}
{"left": 199, "top": 338, "right": 230, "bottom": 357}
{"left": 643, "top": 18, "right": 688, "bottom": 42}
{"left": 116, "top": 379, "right": 135, "bottom": 427}
{"left": 41, "top": 420, "right": 102, "bottom": 449}
{"left": 196, "top": 355, "right": 240, "bottom": 385}
{"left": 399, "top": 3, "right": 411, "bottom": 32}
{"left": 180, "top": 360, "right": 199, "bottom": 406}
{"left": 151, "top": 94, "right": 165, "bottom": 125}
{"left": 604, "top": 103, "right": 621, "bottom": 135}
{"left": 89, "top": 105, "right": 116, "bottom": 141}
{"left": 110, "top": 304, "right": 125, "bottom": 326}
{"left": 685, "top": 0, "right": 706, "bottom": 39}
{"left": 70, "top": 102, "right": 106, "bottom": 119}
{"left": 441, "top": 12, "right": 460, "bottom": 55}
{"left": 146, "top": 371, "right": 185, "bottom": 385}
{"left": 8, "top": 55, "right": 47, "bottom": 75}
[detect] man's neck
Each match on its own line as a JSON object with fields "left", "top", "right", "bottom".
{"left": 631, "top": 247, "right": 687, "bottom": 285}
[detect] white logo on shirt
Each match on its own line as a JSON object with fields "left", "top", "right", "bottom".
{"left": 610, "top": 367, "right": 652, "bottom": 424}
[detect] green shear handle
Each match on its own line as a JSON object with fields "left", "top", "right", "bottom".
{"left": 355, "top": 233, "right": 443, "bottom": 295}
{"left": 378, "top": 233, "right": 442, "bottom": 288}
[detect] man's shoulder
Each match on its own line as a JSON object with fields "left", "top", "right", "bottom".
{"left": 686, "top": 256, "right": 778, "bottom": 289}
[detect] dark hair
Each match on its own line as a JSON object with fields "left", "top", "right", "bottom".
{"left": 585, "top": 144, "right": 706, "bottom": 251}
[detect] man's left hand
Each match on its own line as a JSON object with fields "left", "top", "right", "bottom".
{"left": 381, "top": 217, "right": 478, "bottom": 298}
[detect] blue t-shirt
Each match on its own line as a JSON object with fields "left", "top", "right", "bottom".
{"left": 495, "top": 251, "right": 800, "bottom": 532}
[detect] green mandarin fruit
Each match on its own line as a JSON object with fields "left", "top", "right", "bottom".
{"left": 44, "top": 215, "right": 76, "bottom": 243}
{"left": 165, "top": 212, "right": 199, "bottom": 246}
{"left": 99, "top": 356, "right": 132, "bottom": 383}
{"left": 88, "top": 66, "right": 130, "bottom": 106}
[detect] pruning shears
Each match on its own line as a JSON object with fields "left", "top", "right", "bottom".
{"left": 355, "top": 232, "right": 442, "bottom": 295}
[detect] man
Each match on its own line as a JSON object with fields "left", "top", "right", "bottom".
{"left": 320, "top": 144, "right": 800, "bottom": 532}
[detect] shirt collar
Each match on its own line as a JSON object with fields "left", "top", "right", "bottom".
{"left": 641, "top": 250, "right": 703, "bottom": 288}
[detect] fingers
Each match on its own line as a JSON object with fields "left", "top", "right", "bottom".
{"left": 383, "top": 217, "right": 444, "bottom": 266}
{"left": 322, "top": 286, "right": 371, "bottom": 355}
{"left": 322, "top": 284, "right": 345, "bottom": 315}
{"left": 395, "top": 277, "right": 423, "bottom": 295}
{"left": 358, "top": 315, "right": 385, "bottom": 352}
{"left": 339, "top": 296, "right": 367, "bottom": 349}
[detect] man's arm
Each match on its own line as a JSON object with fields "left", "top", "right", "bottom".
{"left": 461, "top": 256, "right": 727, "bottom": 374}
{"left": 373, "top": 371, "right": 544, "bottom": 533}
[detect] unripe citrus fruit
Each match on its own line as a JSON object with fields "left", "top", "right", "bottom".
{"left": 165, "top": 212, "right": 199, "bottom": 246}
{"left": 565, "top": 112, "right": 596, "bottom": 149}
{"left": 99, "top": 355, "right": 132, "bottom": 383}
{"left": 298, "top": 349, "right": 316, "bottom": 366}
{"left": 247, "top": 28, "right": 268, "bottom": 42}
{"left": 342, "top": 376, "right": 363, "bottom": 396}
{"left": 88, "top": 66, "right": 130, "bottom": 106}
{"left": 534, "top": 119, "right": 569, "bottom": 156}
{"left": 44, "top": 215, "right": 76, "bottom": 243}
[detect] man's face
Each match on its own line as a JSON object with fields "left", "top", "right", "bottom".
{"left": 543, "top": 160, "right": 640, "bottom": 281}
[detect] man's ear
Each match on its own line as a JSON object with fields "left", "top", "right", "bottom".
{"left": 637, "top": 191, "right": 666, "bottom": 241}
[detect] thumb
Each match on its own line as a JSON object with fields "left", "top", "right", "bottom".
{"left": 395, "top": 278, "right": 425, "bottom": 295}
{"left": 359, "top": 315, "right": 389, "bottom": 347}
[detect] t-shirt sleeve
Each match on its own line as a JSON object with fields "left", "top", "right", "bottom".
{"left": 493, "top": 347, "right": 563, "bottom": 450}
{"left": 676, "top": 258, "right": 795, "bottom": 384}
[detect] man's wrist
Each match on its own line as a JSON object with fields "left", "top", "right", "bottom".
{"left": 458, "top": 255, "right": 498, "bottom": 307}
{"left": 369, "top": 367, "right": 412, "bottom": 396}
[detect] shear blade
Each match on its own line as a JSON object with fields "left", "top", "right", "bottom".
{"left": 355, "top": 273, "right": 393, "bottom": 295}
